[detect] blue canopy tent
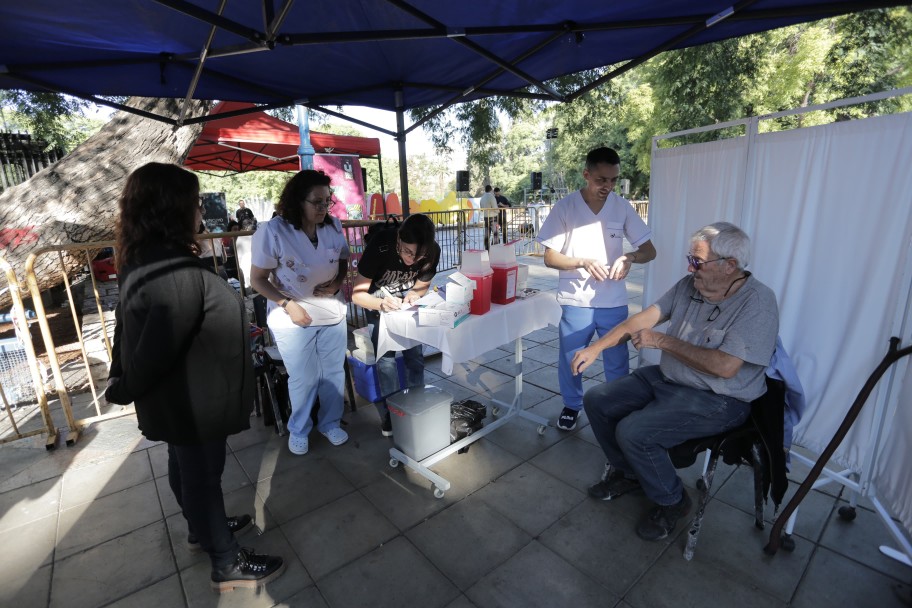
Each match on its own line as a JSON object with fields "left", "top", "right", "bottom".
{"left": 0, "top": 0, "right": 903, "bottom": 211}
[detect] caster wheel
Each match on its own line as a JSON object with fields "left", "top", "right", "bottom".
{"left": 492, "top": 406, "right": 501, "bottom": 417}
{"left": 838, "top": 506, "right": 857, "bottom": 521}
{"left": 389, "top": 458, "right": 399, "bottom": 468}
{"left": 696, "top": 478, "right": 706, "bottom": 491}
{"left": 780, "top": 534, "right": 796, "bottom": 552}
{"left": 537, "top": 424, "right": 546, "bottom": 435}
{"left": 433, "top": 487, "right": 445, "bottom": 499}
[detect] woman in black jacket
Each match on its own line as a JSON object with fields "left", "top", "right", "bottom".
{"left": 105, "top": 162, "right": 284, "bottom": 593}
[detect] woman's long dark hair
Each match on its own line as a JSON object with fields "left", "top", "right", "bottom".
{"left": 274, "top": 170, "right": 335, "bottom": 231}
{"left": 398, "top": 213, "right": 439, "bottom": 275}
{"left": 115, "top": 162, "right": 200, "bottom": 271}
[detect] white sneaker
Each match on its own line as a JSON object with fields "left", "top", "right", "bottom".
{"left": 321, "top": 427, "right": 349, "bottom": 446}
{"left": 288, "top": 434, "right": 309, "bottom": 455}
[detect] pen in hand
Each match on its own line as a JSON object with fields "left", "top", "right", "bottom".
{"left": 377, "top": 286, "right": 402, "bottom": 312}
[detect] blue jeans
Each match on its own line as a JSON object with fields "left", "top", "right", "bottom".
{"left": 168, "top": 440, "right": 239, "bottom": 569}
{"left": 583, "top": 365, "right": 751, "bottom": 505}
{"left": 558, "top": 305, "right": 629, "bottom": 410}
{"left": 366, "top": 310, "right": 425, "bottom": 416}
{"left": 270, "top": 319, "right": 346, "bottom": 439}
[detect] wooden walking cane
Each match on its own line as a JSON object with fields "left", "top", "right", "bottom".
{"left": 765, "top": 337, "right": 912, "bottom": 555}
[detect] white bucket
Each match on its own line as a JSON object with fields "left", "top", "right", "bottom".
{"left": 461, "top": 250, "right": 491, "bottom": 275}
{"left": 489, "top": 243, "right": 516, "bottom": 267}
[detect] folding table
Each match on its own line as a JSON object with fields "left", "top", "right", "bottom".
{"left": 377, "top": 293, "right": 562, "bottom": 498}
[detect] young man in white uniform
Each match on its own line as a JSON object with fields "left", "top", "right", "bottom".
{"left": 536, "top": 147, "right": 656, "bottom": 431}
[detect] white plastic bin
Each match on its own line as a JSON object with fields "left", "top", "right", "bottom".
{"left": 353, "top": 325, "right": 374, "bottom": 357}
{"left": 387, "top": 385, "right": 453, "bottom": 461}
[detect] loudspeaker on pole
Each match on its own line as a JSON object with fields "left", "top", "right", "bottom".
{"left": 456, "top": 170, "right": 470, "bottom": 192}
{"left": 530, "top": 172, "right": 542, "bottom": 190}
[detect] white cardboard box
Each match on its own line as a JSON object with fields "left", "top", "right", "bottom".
{"left": 444, "top": 272, "right": 475, "bottom": 304}
{"left": 417, "top": 301, "right": 470, "bottom": 328}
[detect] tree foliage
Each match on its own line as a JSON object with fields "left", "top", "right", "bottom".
{"left": 0, "top": 91, "right": 107, "bottom": 152}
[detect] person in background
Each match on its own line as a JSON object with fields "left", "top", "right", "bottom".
{"left": 479, "top": 184, "right": 498, "bottom": 248}
{"left": 222, "top": 220, "right": 240, "bottom": 280}
{"left": 351, "top": 214, "right": 441, "bottom": 436}
{"left": 105, "top": 162, "right": 284, "bottom": 593}
{"left": 249, "top": 170, "right": 350, "bottom": 456}
{"left": 236, "top": 199, "right": 258, "bottom": 231}
{"left": 574, "top": 222, "right": 778, "bottom": 541}
{"left": 236, "top": 199, "right": 255, "bottom": 224}
{"left": 494, "top": 187, "right": 511, "bottom": 238}
{"left": 536, "top": 146, "right": 656, "bottom": 432}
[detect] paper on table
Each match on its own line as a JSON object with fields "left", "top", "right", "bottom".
{"left": 402, "top": 291, "right": 444, "bottom": 309}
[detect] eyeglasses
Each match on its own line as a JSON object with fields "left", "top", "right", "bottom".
{"left": 686, "top": 254, "right": 730, "bottom": 270}
{"left": 396, "top": 239, "right": 424, "bottom": 262}
{"left": 304, "top": 198, "right": 332, "bottom": 212}
{"left": 690, "top": 294, "right": 721, "bottom": 322}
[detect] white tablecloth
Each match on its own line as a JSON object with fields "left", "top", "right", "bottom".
{"left": 377, "top": 293, "right": 562, "bottom": 375}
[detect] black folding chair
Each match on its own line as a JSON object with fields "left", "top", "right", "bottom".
{"left": 252, "top": 295, "right": 290, "bottom": 436}
{"left": 669, "top": 377, "right": 788, "bottom": 560}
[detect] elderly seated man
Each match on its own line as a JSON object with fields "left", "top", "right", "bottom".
{"left": 572, "top": 221, "right": 778, "bottom": 541}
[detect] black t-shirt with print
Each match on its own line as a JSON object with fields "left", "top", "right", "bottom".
{"left": 357, "top": 229, "right": 439, "bottom": 298}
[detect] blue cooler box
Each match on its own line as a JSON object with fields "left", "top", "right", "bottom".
{"left": 348, "top": 354, "right": 407, "bottom": 403}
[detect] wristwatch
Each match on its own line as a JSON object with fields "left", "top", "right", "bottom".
{"left": 279, "top": 298, "right": 290, "bottom": 309}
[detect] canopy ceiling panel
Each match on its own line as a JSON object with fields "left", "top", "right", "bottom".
{"left": 0, "top": 0, "right": 903, "bottom": 122}
{"left": 184, "top": 101, "right": 381, "bottom": 173}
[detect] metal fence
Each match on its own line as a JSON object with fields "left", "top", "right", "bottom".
{"left": 0, "top": 255, "right": 57, "bottom": 447}
{"left": 0, "top": 132, "right": 64, "bottom": 192}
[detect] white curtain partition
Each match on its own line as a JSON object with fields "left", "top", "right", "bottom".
{"left": 647, "top": 110, "right": 912, "bottom": 536}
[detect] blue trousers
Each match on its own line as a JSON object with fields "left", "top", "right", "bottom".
{"left": 366, "top": 310, "right": 425, "bottom": 415}
{"left": 583, "top": 365, "right": 751, "bottom": 505}
{"left": 270, "top": 319, "right": 346, "bottom": 439}
{"left": 168, "top": 440, "right": 239, "bottom": 569}
{"left": 558, "top": 305, "right": 630, "bottom": 410}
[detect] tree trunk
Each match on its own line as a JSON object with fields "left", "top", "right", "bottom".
{"left": 0, "top": 97, "right": 213, "bottom": 306}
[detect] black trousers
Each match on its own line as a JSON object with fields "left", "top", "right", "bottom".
{"left": 167, "top": 439, "right": 239, "bottom": 569}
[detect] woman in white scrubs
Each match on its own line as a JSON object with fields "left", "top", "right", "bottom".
{"left": 250, "top": 170, "right": 350, "bottom": 455}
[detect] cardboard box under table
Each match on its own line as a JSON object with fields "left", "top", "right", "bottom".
{"left": 380, "top": 292, "right": 562, "bottom": 498}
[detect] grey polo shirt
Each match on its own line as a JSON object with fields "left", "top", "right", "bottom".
{"left": 654, "top": 273, "right": 778, "bottom": 402}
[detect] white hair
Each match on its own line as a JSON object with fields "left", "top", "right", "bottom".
{"left": 691, "top": 222, "right": 750, "bottom": 270}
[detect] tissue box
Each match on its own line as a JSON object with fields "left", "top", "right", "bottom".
{"left": 418, "top": 302, "right": 471, "bottom": 328}
{"left": 445, "top": 282, "right": 473, "bottom": 304}
{"left": 443, "top": 272, "right": 475, "bottom": 305}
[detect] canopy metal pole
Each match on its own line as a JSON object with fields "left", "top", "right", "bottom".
{"left": 378, "top": 152, "right": 387, "bottom": 215}
{"left": 395, "top": 89, "right": 410, "bottom": 217}
{"left": 296, "top": 104, "right": 315, "bottom": 170}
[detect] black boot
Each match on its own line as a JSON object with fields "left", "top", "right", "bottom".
{"left": 210, "top": 547, "right": 285, "bottom": 593}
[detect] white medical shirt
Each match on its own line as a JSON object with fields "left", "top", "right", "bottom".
{"left": 537, "top": 190, "right": 651, "bottom": 308}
